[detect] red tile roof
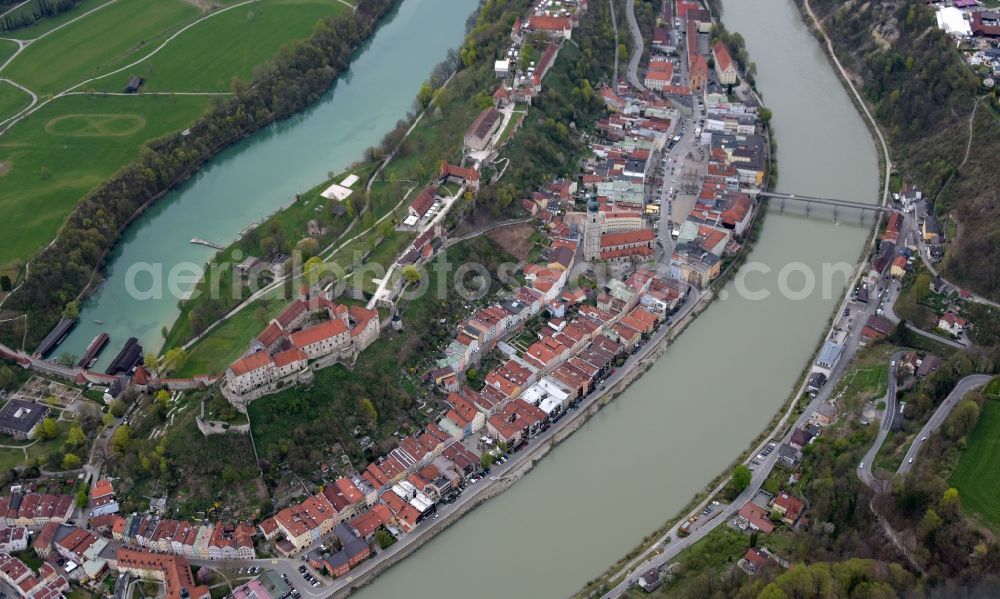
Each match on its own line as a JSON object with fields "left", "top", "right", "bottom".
{"left": 713, "top": 40, "right": 733, "bottom": 72}
{"left": 228, "top": 351, "right": 273, "bottom": 377}
{"left": 527, "top": 15, "right": 571, "bottom": 31}
{"left": 289, "top": 319, "right": 348, "bottom": 348}
{"left": 275, "top": 300, "right": 308, "bottom": 329}
{"left": 257, "top": 322, "right": 284, "bottom": 347}
{"left": 410, "top": 186, "right": 437, "bottom": 218}
{"left": 737, "top": 502, "right": 774, "bottom": 533}
{"left": 273, "top": 348, "right": 307, "bottom": 368}
{"left": 90, "top": 479, "right": 114, "bottom": 500}
{"left": 600, "top": 229, "right": 655, "bottom": 248}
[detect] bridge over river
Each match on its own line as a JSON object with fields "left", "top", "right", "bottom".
{"left": 755, "top": 190, "right": 895, "bottom": 220}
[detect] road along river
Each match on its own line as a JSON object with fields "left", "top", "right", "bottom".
{"left": 351, "top": 0, "right": 880, "bottom": 597}
{"left": 58, "top": 0, "right": 478, "bottom": 370}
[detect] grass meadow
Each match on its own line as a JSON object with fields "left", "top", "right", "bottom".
{"left": 0, "top": 81, "right": 31, "bottom": 123}
{"left": 0, "top": 39, "right": 17, "bottom": 66}
{"left": 0, "top": 0, "right": 350, "bottom": 268}
{"left": 5, "top": 0, "right": 200, "bottom": 95}
{"left": 94, "top": 0, "right": 345, "bottom": 93}
{"left": 0, "top": 93, "right": 214, "bottom": 267}
{"left": 949, "top": 397, "right": 1000, "bottom": 530}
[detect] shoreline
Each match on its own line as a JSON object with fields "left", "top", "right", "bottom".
{"left": 331, "top": 286, "right": 719, "bottom": 597}
{"left": 578, "top": 0, "right": 895, "bottom": 592}
{"left": 0, "top": 0, "right": 406, "bottom": 350}
{"left": 328, "top": 81, "right": 781, "bottom": 594}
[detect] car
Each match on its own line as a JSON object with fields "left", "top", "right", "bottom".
{"left": 921, "top": 436, "right": 927, "bottom": 442}
{"left": 490, "top": 476, "right": 497, "bottom": 481}
{"left": 311, "top": 582, "right": 320, "bottom": 588}
{"left": 908, "top": 458, "right": 914, "bottom": 464}
{"left": 298, "top": 566, "right": 306, "bottom": 573}
{"left": 712, "top": 500, "right": 720, "bottom": 506}
{"left": 859, "top": 462, "right": 864, "bottom": 469}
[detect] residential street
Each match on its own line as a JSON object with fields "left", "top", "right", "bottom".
{"left": 601, "top": 256, "right": 886, "bottom": 598}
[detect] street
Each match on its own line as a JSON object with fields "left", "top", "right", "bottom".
{"left": 896, "top": 374, "right": 992, "bottom": 476}
{"left": 602, "top": 236, "right": 888, "bottom": 598}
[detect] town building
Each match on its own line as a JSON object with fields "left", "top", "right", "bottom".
{"left": 0, "top": 400, "right": 49, "bottom": 440}
{"left": 116, "top": 548, "right": 210, "bottom": 599}
{"left": 224, "top": 293, "right": 380, "bottom": 408}
{"left": 712, "top": 40, "right": 738, "bottom": 85}
{"left": 464, "top": 108, "right": 503, "bottom": 152}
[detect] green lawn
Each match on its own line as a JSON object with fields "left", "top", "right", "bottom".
{"left": 0, "top": 80, "right": 30, "bottom": 123}
{"left": 0, "top": 39, "right": 17, "bottom": 67}
{"left": 0, "top": 93, "right": 213, "bottom": 268}
{"left": 949, "top": 398, "right": 1000, "bottom": 529}
{"left": 2, "top": 0, "right": 105, "bottom": 40}
{"left": 4, "top": 0, "right": 200, "bottom": 96}
{"left": 0, "top": 423, "right": 69, "bottom": 471}
{"left": 176, "top": 298, "right": 286, "bottom": 377}
{"left": 94, "top": 0, "right": 345, "bottom": 93}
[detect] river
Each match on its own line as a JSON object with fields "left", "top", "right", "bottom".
{"left": 59, "top": 0, "right": 478, "bottom": 370}
{"left": 351, "top": 0, "right": 879, "bottom": 597}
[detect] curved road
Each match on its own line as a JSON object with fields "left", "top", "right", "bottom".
{"left": 897, "top": 374, "right": 992, "bottom": 475}
{"left": 857, "top": 351, "right": 904, "bottom": 490}
{"left": 624, "top": 0, "right": 646, "bottom": 91}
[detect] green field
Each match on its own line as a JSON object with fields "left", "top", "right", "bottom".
{"left": 0, "top": 93, "right": 213, "bottom": 267}
{"left": 95, "top": 0, "right": 345, "bottom": 93}
{"left": 175, "top": 297, "right": 286, "bottom": 377}
{"left": 2, "top": 0, "right": 105, "bottom": 40}
{"left": 0, "top": 80, "right": 30, "bottom": 123}
{"left": 4, "top": 0, "right": 200, "bottom": 95}
{"left": 0, "top": 421, "right": 70, "bottom": 471}
{"left": 949, "top": 398, "right": 1000, "bottom": 529}
{"left": 0, "top": 0, "right": 354, "bottom": 269}
{"left": 0, "top": 39, "right": 17, "bottom": 67}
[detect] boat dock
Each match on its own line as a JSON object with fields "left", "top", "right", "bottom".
{"left": 190, "top": 237, "right": 223, "bottom": 250}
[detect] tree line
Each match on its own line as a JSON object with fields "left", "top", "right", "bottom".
{"left": 0, "top": 0, "right": 84, "bottom": 32}
{"left": 0, "top": 0, "right": 400, "bottom": 351}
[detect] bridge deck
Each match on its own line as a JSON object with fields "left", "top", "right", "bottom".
{"left": 757, "top": 191, "right": 892, "bottom": 212}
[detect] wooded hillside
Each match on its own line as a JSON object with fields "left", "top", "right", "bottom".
{"left": 803, "top": 0, "right": 1000, "bottom": 300}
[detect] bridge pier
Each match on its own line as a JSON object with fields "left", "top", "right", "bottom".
{"left": 833, "top": 205, "right": 838, "bottom": 224}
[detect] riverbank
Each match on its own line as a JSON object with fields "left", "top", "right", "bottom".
{"left": 0, "top": 0, "right": 404, "bottom": 353}
{"left": 579, "top": 0, "right": 894, "bottom": 592}
{"left": 333, "top": 284, "right": 716, "bottom": 597}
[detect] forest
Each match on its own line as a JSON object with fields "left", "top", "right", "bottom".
{"left": 801, "top": 0, "right": 1000, "bottom": 300}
